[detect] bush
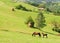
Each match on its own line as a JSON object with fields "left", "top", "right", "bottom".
{"left": 25, "top": 16, "right": 34, "bottom": 24}
{"left": 25, "top": 16, "right": 34, "bottom": 27}
{"left": 52, "top": 28, "right": 60, "bottom": 33}
{"left": 52, "top": 21, "right": 60, "bottom": 33}
{"left": 16, "top": 5, "right": 23, "bottom": 9}
{"left": 15, "top": 5, "right": 32, "bottom": 11}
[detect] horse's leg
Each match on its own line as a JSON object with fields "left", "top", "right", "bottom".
{"left": 38, "top": 33, "right": 41, "bottom": 37}
{"left": 34, "top": 34, "right": 35, "bottom": 37}
{"left": 43, "top": 35, "right": 44, "bottom": 38}
{"left": 46, "top": 35, "right": 48, "bottom": 38}
{"left": 32, "top": 34, "right": 35, "bottom": 37}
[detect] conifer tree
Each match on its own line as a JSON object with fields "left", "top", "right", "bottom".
{"left": 36, "top": 12, "right": 45, "bottom": 29}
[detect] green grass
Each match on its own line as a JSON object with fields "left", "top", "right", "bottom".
{"left": 0, "top": 30, "right": 60, "bottom": 43}
{"left": 0, "top": 0, "right": 60, "bottom": 43}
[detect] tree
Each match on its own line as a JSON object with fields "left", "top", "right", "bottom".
{"left": 36, "top": 12, "right": 45, "bottom": 29}
{"left": 38, "top": 3, "right": 46, "bottom": 8}
{"left": 25, "top": 16, "right": 34, "bottom": 27}
{"left": 46, "top": 2, "right": 60, "bottom": 15}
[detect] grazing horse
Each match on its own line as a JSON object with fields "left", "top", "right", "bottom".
{"left": 42, "top": 33, "right": 48, "bottom": 38}
{"left": 32, "top": 32, "right": 41, "bottom": 37}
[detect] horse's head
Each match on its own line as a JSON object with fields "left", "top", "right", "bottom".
{"left": 42, "top": 32, "right": 44, "bottom": 34}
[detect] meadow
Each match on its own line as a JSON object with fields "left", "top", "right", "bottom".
{"left": 0, "top": 0, "right": 60, "bottom": 43}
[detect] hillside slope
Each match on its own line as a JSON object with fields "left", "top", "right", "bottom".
{"left": 0, "top": 0, "right": 39, "bottom": 32}
{"left": 0, "top": 0, "right": 60, "bottom": 43}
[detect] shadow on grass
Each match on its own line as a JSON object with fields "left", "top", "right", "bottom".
{"left": 0, "top": 29, "right": 58, "bottom": 37}
{"left": 0, "top": 29, "right": 9, "bottom": 32}
{"left": 39, "top": 29, "right": 57, "bottom": 36}
{"left": 32, "top": 24, "right": 46, "bottom": 29}
{"left": 32, "top": 25, "right": 57, "bottom": 36}
{"left": 0, "top": 29, "right": 31, "bottom": 35}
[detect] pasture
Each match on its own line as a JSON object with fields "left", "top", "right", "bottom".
{"left": 0, "top": 0, "right": 60, "bottom": 43}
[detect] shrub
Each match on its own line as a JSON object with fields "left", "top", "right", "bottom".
{"left": 52, "top": 21, "right": 60, "bottom": 33}
{"left": 52, "top": 28, "right": 60, "bottom": 33}
{"left": 16, "top": 5, "right": 23, "bottom": 9}
{"left": 15, "top": 5, "right": 32, "bottom": 11}
{"left": 25, "top": 16, "right": 34, "bottom": 27}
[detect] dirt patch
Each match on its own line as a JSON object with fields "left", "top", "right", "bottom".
{"left": 57, "top": 34, "right": 60, "bottom": 36}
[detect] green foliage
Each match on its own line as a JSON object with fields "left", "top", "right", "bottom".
{"left": 27, "top": 2, "right": 39, "bottom": 7}
{"left": 52, "top": 21, "right": 60, "bottom": 33}
{"left": 15, "top": 5, "right": 23, "bottom": 9}
{"left": 46, "top": 2, "right": 60, "bottom": 15}
{"left": 39, "top": 3, "right": 46, "bottom": 8}
{"left": 52, "top": 27, "right": 60, "bottom": 33}
{"left": 36, "top": 12, "right": 46, "bottom": 29}
{"left": 15, "top": 5, "right": 31, "bottom": 11}
{"left": 25, "top": 16, "right": 34, "bottom": 24}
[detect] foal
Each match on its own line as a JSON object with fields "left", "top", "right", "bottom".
{"left": 42, "top": 33, "right": 48, "bottom": 38}
{"left": 32, "top": 32, "right": 41, "bottom": 37}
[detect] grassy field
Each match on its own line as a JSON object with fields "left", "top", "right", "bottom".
{"left": 0, "top": 0, "right": 60, "bottom": 43}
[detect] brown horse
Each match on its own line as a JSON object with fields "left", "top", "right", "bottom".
{"left": 32, "top": 32, "right": 41, "bottom": 37}
{"left": 42, "top": 33, "right": 48, "bottom": 38}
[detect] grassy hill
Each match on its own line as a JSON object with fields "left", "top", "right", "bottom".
{"left": 0, "top": 0, "right": 60, "bottom": 43}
